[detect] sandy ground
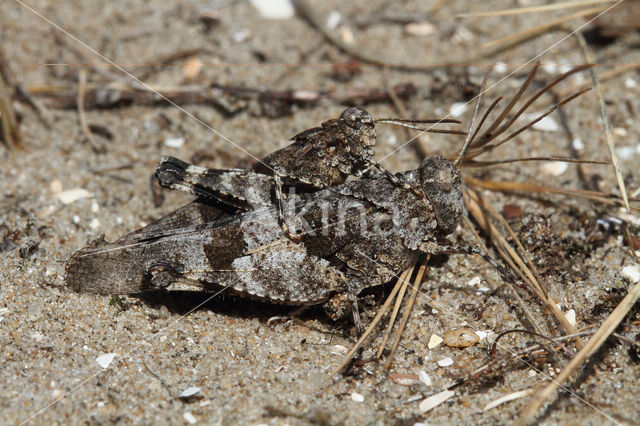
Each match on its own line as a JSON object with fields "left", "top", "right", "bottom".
{"left": 1, "top": 0, "right": 640, "bottom": 424}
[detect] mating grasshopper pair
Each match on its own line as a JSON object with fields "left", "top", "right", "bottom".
{"left": 66, "top": 107, "right": 470, "bottom": 330}
{"left": 67, "top": 61, "right": 588, "bottom": 332}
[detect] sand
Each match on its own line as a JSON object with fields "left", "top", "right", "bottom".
{"left": 1, "top": 1, "right": 639, "bottom": 424}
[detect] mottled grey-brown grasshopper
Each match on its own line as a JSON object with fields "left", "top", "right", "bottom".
{"left": 153, "top": 107, "right": 462, "bottom": 239}
{"left": 67, "top": 64, "right": 589, "bottom": 333}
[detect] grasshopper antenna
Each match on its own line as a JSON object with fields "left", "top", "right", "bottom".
{"left": 376, "top": 118, "right": 466, "bottom": 135}
{"left": 454, "top": 68, "right": 492, "bottom": 168}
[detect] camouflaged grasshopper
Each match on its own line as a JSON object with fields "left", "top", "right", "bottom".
{"left": 154, "top": 107, "right": 462, "bottom": 238}
{"left": 66, "top": 64, "right": 590, "bottom": 336}
{"left": 66, "top": 156, "right": 468, "bottom": 311}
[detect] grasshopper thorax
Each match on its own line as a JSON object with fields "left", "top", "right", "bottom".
{"left": 337, "top": 107, "right": 376, "bottom": 164}
{"left": 419, "top": 156, "right": 463, "bottom": 236}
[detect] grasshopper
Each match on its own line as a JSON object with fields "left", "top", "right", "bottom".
{"left": 154, "top": 107, "right": 462, "bottom": 239}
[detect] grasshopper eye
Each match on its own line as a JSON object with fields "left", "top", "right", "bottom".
{"left": 340, "top": 107, "right": 372, "bottom": 130}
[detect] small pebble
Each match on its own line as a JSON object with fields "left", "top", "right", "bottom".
{"left": 494, "top": 61, "right": 508, "bottom": 74}
{"left": 340, "top": 26, "right": 354, "bottom": 44}
{"left": 404, "top": 22, "right": 436, "bottom": 37}
{"left": 326, "top": 11, "right": 341, "bottom": 30}
{"left": 542, "top": 63, "right": 557, "bottom": 74}
{"left": 179, "top": 387, "right": 202, "bottom": 399}
{"left": 449, "top": 102, "right": 467, "bottom": 118}
{"left": 625, "top": 77, "right": 637, "bottom": 88}
{"left": 572, "top": 137, "right": 584, "bottom": 151}
{"left": 164, "top": 137, "right": 185, "bottom": 148}
{"left": 532, "top": 116, "right": 559, "bottom": 132}
{"left": 621, "top": 265, "right": 640, "bottom": 283}
{"left": 50, "top": 179, "right": 63, "bottom": 194}
{"left": 468, "top": 276, "right": 481, "bottom": 287}
{"left": 444, "top": 328, "right": 480, "bottom": 348}
{"left": 183, "top": 58, "right": 203, "bottom": 80}
{"left": 419, "top": 390, "right": 455, "bottom": 413}
{"left": 96, "top": 353, "right": 116, "bottom": 369}
{"left": 418, "top": 370, "right": 432, "bottom": 386}
{"left": 475, "top": 330, "right": 492, "bottom": 341}
{"left": 90, "top": 218, "right": 101, "bottom": 230}
{"left": 183, "top": 411, "right": 197, "bottom": 424}
{"left": 351, "top": 392, "right": 364, "bottom": 402}
{"left": 249, "top": 0, "right": 294, "bottom": 19}
{"left": 613, "top": 127, "right": 628, "bottom": 137}
{"left": 428, "top": 334, "right": 443, "bottom": 349}
{"left": 58, "top": 188, "right": 92, "bottom": 205}
{"left": 502, "top": 204, "right": 523, "bottom": 219}
{"left": 233, "top": 29, "right": 250, "bottom": 42}
{"left": 616, "top": 146, "right": 635, "bottom": 159}
{"left": 540, "top": 161, "right": 568, "bottom": 177}
{"left": 437, "top": 357, "right": 453, "bottom": 367}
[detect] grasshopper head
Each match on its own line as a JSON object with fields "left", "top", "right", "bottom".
{"left": 338, "top": 107, "right": 376, "bottom": 162}
{"left": 419, "top": 156, "right": 463, "bottom": 236}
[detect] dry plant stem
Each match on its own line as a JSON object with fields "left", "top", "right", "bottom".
{"left": 455, "top": 69, "right": 490, "bottom": 167}
{"left": 572, "top": 31, "right": 631, "bottom": 212}
{"left": 474, "top": 88, "right": 591, "bottom": 156}
{"left": 471, "top": 191, "right": 547, "bottom": 299}
{"left": 557, "top": 59, "right": 640, "bottom": 98}
{"left": 0, "top": 74, "right": 22, "bottom": 150}
{"left": 516, "top": 279, "right": 640, "bottom": 425}
{"left": 464, "top": 157, "right": 610, "bottom": 167}
{"left": 457, "top": 0, "right": 617, "bottom": 17}
{"left": 479, "top": 7, "right": 605, "bottom": 52}
{"left": 292, "top": 0, "right": 503, "bottom": 70}
{"left": 466, "top": 190, "right": 543, "bottom": 297}
{"left": 32, "top": 82, "right": 418, "bottom": 110}
{"left": 464, "top": 189, "right": 585, "bottom": 349}
{"left": 466, "top": 177, "right": 639, "bottom": 211}
{"left": 472, "top": 64, "right": 539, "bottom": 148}
{"left": 384, "top": 263, "right": 427, "bottom": 370}
{"left": 0, "top": 42, "right": 49, "bottom": 127}
{"left": 376, "top": 266, "right": 411, "bottom": 358}
{"left": 383, "top": 66, "right": 422, "bottom": 157}
{"left": 461, "top": 214, "right": 544, "bottom": 336}
{"left": 446, "top": 328, "right": 637, "bottom": 393}
{"left": 76, "top": 68, "right": 100, "bottom": 153}
{"left": 331, "top": 270, "right": 410, "bottom": 377}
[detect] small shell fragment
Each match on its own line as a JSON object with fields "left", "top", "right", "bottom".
{"left": 164, "top": 137, "right": 185, "bottom": 148}
{"left": 483, "top": 389, "right": 532, "bottom": 411}
{"left": 437, "top": 357, "right": 454, "bottom": 367}
{"left": 248, "top": 0, "right": 294, "bottom": 19}
{"left": 621, "top": 265, "right": 640, "bottom": 283}
{"left": 443, "top": 328, "right": 480, "bottom": 348}
{"left": 351, "top": 392, "right": 364, "bottom": 402}
{"left": 564, "top": 309, "right": 577, "bottom": 327}
{"left": 419, "top": 390, "right": 455, "bottom": 413}
{"left": 183, "top": 411, "right": 197, "bottom": 424}
{"left": 449, "top": 102, "right": 467, "bottom": 118}
{"left": 531, "top": 115, "right": 559, "bottom": 132}
{"left": 404, "top": 22, "right": 436, "bottom": 37}
{"left": 58, "top": 188, "right": 92, "bottom": 205}
{"left": 418, "top": 370, "right": 432, "bottom": 386}
{"left": 428, "top": 334, "right": 443, "bottom": 349}
{"left": 540, "top": 161, "right": 568, "bottom": 177}
{"left": 179, "top": 387, "right": 202, "bottom": 399}
{"left": 96, "top": 353, "right": 116, "bottom": 369}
